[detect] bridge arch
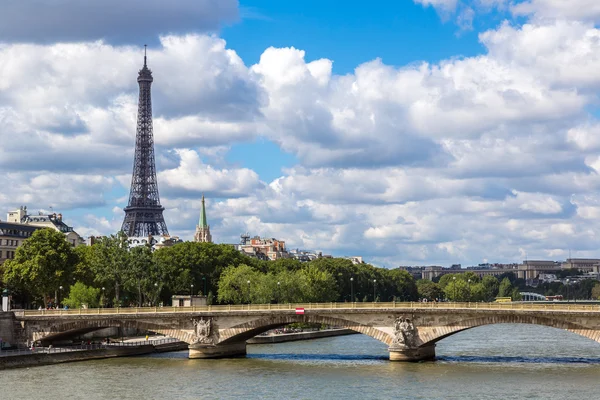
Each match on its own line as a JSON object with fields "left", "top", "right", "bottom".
{"left": 218, "top": 314, "right": 392, "bottom": 345}
{"left": 417, "top": 314, "right": 600, "bottom": 347}
{"left": 29, "top": 318, "right": 197, "bottom": 344}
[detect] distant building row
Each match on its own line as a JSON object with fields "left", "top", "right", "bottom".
{"left": 400, "top": 259, "right": 600, "bottom": 281}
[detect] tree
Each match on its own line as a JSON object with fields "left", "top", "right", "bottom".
{"left": 217, "top": 264, "right": 263, "bottom": 304}
{"left": 385, "top": 269, "right": 418, "bottom": 301}
{"left": 417, "top": 280, "right": 444, "bottom": 301}
{"left": 481, "top": 276, "right": 500, "bottom": 302}
{"left": 498, "top": 277, "right": 514, "bottom": 298}
{"left": 296, "top": 265, "right": 338, "bottom": 302}
{"left": 62, "top": 282, "right": 100, "bottom": 309}
{"left": 591, "top": 283, "right": 600, "bottom": 300}
{"left": 89, "top": 231, "right": 130, "bottom": 306}
{"left": 444, "top": 279, "right": 470, "bottom": 301}
{"left": 3, "top": 228, "right": 78, "bottom": 306}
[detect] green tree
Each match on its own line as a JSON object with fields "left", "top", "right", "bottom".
{"left": 417, "top": 280, "right": 444, "bottom": 301}
{"left": 498, "top": 277, "right": 514, "bottom": 298}
{"left": 62, "top": 282, "right": 100, "bottom": 308}
{"left": 481, "top": 276, "right": 500, "bottom": 302}
{"left": 591, "top": 283, "right": 600, "bottom": 300}
{"left": 444, "top": 279, "right": 470, "bottom": 301}
{"left": 385, "top": 269, "right": 418, "bottom": 301}
{"left": 217, "top": 264, "right": 263, "bottom": 304}
{"left": 89, "top": 231, "right": 130, "bottom": 306}
{"left": 296, "top": 265, "right": 338, "bottom": 302}
{"left": 3, "top": 228, "right": 78, "bottom": 306}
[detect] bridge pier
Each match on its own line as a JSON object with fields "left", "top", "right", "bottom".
{"left": 188, "top": 342, "right": 247, "bottom": 359}
{"left": 388, "top": 344, "right": 435, "bottom": 362}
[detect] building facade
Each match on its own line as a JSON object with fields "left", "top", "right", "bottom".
{"left": 6, "top": 206, "right": 85, "bottom": 246}
{"left": 235, "top": 233, "right": 289, "bottom": 260}
{"left": 0, "top": 222, "right": 40, "bottom": 265}
{"left": 194, "top": 195, "right": 212, "bottom": 243}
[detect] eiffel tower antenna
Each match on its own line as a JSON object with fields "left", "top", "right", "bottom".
{"left": 121, "top": 47, "right": 169, "bottom": 237}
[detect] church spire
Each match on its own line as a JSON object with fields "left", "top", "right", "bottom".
{"left": 199, "top": 194, "right": 208, "bottom": 228}
{"left": 194, "top": 194, "right": 212, "bottom": 243}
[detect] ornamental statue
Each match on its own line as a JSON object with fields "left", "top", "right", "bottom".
{"left": 192, "top": 318, "right": 213, "bottom": 344}
{"left": 392, "top": 316, "right": 418, "bottom": 347}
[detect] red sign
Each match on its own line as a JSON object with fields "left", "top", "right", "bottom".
{"left": 295, "top": 308, "right": 305, "bottom": 315}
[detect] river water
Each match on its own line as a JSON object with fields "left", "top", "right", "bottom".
{"left": 2, "top": 324, "right": 600, "bottom": 399}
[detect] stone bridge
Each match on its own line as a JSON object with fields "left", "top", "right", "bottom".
{"left": 13, "top": 302, "right": 600, "bottom": 361}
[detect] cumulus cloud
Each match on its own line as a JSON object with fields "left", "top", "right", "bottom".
{"left": 3, "top": 3, "right": 600, "bottom": 267}
{"left": 0, "top": 0, "right": 239, "bottom": 44}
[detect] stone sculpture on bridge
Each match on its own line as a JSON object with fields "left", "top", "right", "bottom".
{"left": 392, "top": 316, "right": 418, "bottom": 348}
{"left": 192, "top": 318, "right": 213, "bottom": 344}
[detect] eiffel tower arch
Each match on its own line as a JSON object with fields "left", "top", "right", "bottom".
{"left": 121, "top": 47, "right": 169, "bottom": 237}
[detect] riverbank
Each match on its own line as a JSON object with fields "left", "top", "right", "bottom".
{"left": 0, "top": 344, "right": 154, "bottom": 370}
{"left": 247, "top": 328, "right": 357, "bottom": 344}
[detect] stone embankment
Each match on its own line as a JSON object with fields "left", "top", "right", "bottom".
{"left": 0, "top": 345, "right": 154, "bottom": 370}
{"left": 246, "top": 328, "right": 357, "bottom": 344}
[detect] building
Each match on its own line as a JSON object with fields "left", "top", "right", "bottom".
{"left": 0, "top": 222, "right": 41, "bottom": 265}
{"left": 171, "top": 295, "right": 207, "bottom": 307}
{"left": 128, "top": 235, "right": 183, "bottom": 251}
{"left": 561, "top": 258, "right": 600, "bottom": 273}
{"left": 235, "top": 233, "right": 289, "bottom": 260}
{"left": 517, "top": 260, "right": 562, "bottom": 280}
{"left": 194, "top": 195, "right": 212, "bottom": 243}
{"left": 6, "top": 206, "right": 85, "bottom": 246}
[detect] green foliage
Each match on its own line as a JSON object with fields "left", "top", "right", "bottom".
{"left": 417, "top": 280, "right": 444, "bottom": 301}
{"left": 63, "top": 282, "right": 100, "bottom": 308}
{"left": 592, "top": 283, "right": 600, "bottom": 300}
{"left": 498, "top": 277, "right": 514, "bottom": 298}
{"left": 89, "top": 231, "right": 130, "bottom": 305}
{"left": 3, "top": 228, "right": 78, "bottom": 305}
{"left": 481, "top": 276, "right": 500, "bottom": 302}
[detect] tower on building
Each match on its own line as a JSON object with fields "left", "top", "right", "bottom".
{"left": 194, "top": 195, "right": 212, "bottom": 243}
{"left": 121, "top": 46, "right": 169, "bottom": 237}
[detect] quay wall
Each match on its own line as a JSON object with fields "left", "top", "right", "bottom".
{"left": 0, "top": 345, "right": 154, "bottom": 370}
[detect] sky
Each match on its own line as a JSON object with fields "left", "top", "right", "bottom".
{"left": 1, "top": 0, "right": 600, "bottom": 267}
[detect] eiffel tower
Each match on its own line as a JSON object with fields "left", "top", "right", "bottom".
{"left": 121, "top": 46, "right": 169, "bottom": 237}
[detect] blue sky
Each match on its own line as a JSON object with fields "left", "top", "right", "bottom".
{"left": 3, "top": 0, "right": 600, "bottom": 266}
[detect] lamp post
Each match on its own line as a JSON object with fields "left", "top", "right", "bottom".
{"left": 190, "top": 284, "right": 194, "bottom": 306}
{"left": 101, "top": 287, "right": 105, "bottom": 308}
{"left": 154, "top": 282, "right": 159, "bottom": 306}
{"left": 467, "top": 279, "right": 471, "bottom": 302}
{"left": 277, "top": 281, "right": 281, "bottom": 304}
{"left": 58, "top": 286, "right": 63, "bottom": 308}
{"left": 566, "top": 279, "right": 569, "bottom": 302}
{"left": 453, "top": 276, "right": 456, "bottom": 302}
{"left": 350, "top": 277, "right": 354, "bottom": 303}
{"left": 373, "top": 279, "right": 377, "bottom": 302}
{"left": 247, "top": 280, "right": 251, "bottom": 304}
{"left": 202, "top": 276, "right": 207, "bottom": 297}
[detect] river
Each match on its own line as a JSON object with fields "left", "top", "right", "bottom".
{"left": 2, "top": 324, "right": 600, "bottom": 399}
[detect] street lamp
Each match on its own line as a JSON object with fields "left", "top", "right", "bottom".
{"left": 247, "top": 280, "right": 251, "bottom": 304}
{"left": 566, "top": 279, "right": 570, "bottom": 302}
{"left": 101, "top": 287, "right": 105, "bottom": 308}
{"left": 58, "top": 286, "right": 63, "bottom": 308}
{"left": 373, "top": 279, "right": 377, "bottom": 302}
{"left": 154, "top": 282, "right": 159, "bottom": 306}
{"left": 277, "top": 281, "right": 281, "bottom": 304}
{"left": 453, "top": 277, "right": 456, "bottom": 301}
{"left": 190, "top": 284, "right": 194, "bottom": 306}
{"left": 350, "top": 277, "right": 354, "bottom": 303}
{"left": 202, "top": 276, "right": 207, "bottom": 296}
{"left": 467, "top": 279, "right": 471, "bottom": 302}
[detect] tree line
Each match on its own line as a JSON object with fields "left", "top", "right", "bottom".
{"left": 3, "top": 228, "right": 600, "bottom": 308}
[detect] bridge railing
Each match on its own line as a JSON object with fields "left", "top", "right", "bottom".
{"left": 20, "top": 301, "right": 600, "bottom": 316}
